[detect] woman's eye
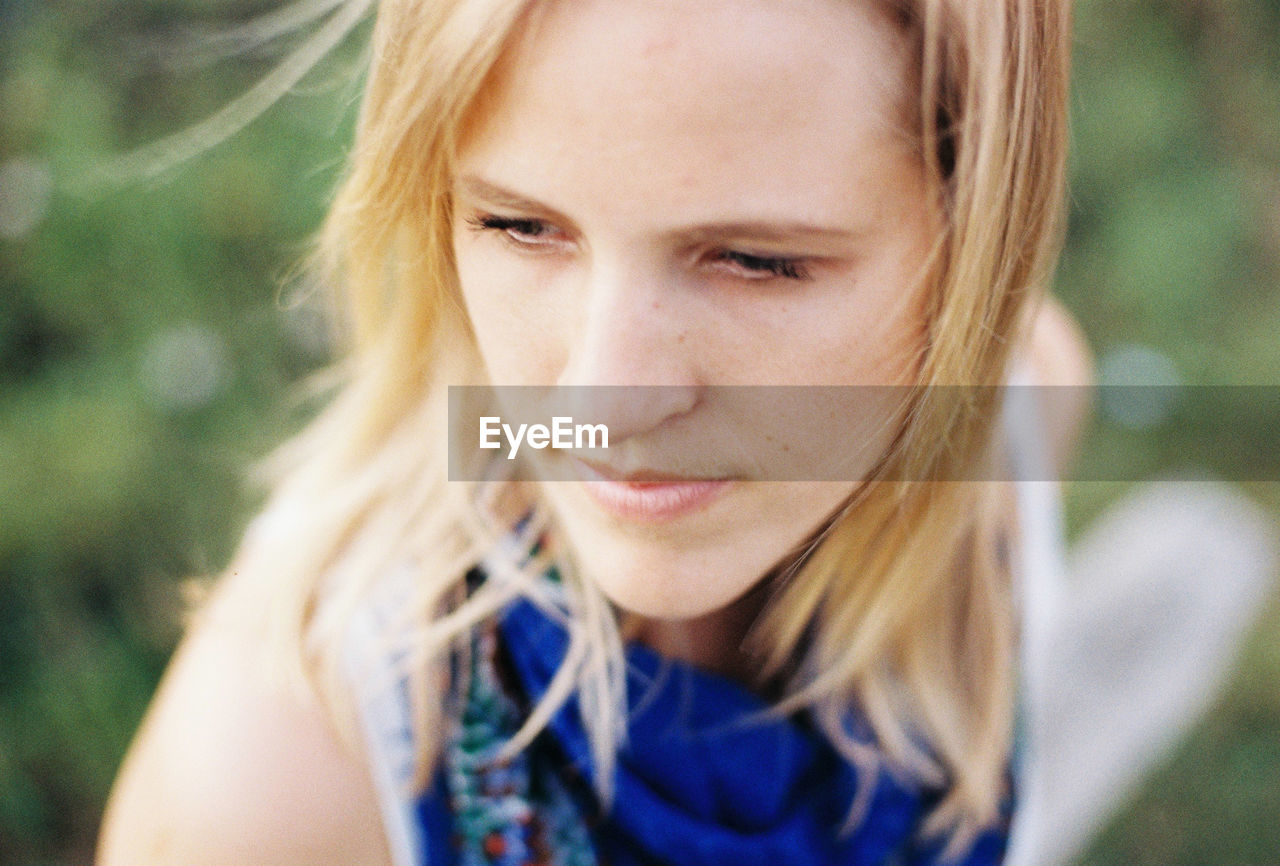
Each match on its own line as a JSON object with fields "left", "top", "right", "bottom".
{"left": 712, "top": 250, "right": 811, "bottom": 281}
{"left": 467, "top": 214, "right": 568, "bottom": 249}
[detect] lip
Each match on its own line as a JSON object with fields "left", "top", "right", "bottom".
{"left": 570, "top": 458, "right": 733, "bottom": 522}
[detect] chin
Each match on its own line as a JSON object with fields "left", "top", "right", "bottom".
{"left": 576, "top": 545, "right": 764, "bottom": 621}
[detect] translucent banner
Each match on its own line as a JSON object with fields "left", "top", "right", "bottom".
{"left": 447, "top": 385, "right": 1280, "bottom": 482}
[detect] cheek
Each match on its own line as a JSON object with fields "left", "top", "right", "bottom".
{"left": 826, "top": 252, "right": 933, "bottom": 385}
{"left": 759, "top": 280, "right": 929, "bottom": 387}
{"left": 452, "top": 234, "right": 567, "bottom": 385}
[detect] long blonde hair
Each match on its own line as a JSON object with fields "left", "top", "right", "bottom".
{"left": 227, "top": 0, "right": 1071, "bottom": 850}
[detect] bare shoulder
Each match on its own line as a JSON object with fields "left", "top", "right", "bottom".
{"left": 97, "top": 569, "right": 392, "bottom": 865}
{"left": 1024, "top": 295, "right": 1094, "bottom": 472}
{"left": 1026, "top": 295, "right": 1092, "bottom": 391}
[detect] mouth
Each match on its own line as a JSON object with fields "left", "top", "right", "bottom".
{"left": 569, "top": 457, "right": 734, "bottom": 522}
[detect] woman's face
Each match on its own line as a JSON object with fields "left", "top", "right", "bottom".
{"left": 452, "top": 0, "right": 939, "bottom": 621}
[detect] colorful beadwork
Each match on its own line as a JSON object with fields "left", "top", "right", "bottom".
{"left": 445, "top": 619, "right": 598, "bottom": 866}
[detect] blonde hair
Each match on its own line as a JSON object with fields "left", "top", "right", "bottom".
{"left": 226, "top": 0, "right": 1071, "bottom": 852}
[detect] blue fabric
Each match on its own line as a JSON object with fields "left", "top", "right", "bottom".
{"left": 416, "top": 771, "right": 459, "bottom": 866}
{"left": 409, "top": 585, "right": 1011, "bottom": 865}
{"left": 491, "top": 596, "right": 1012, "bottom": 866}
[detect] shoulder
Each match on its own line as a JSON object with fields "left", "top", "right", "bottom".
{"left": 97, "top": 568, "right": 393, "bottom": 866}
{"left": 1025, "top": 295, "right": 1092, "bottom": 391}
{"left": 1022, "top": 295, "right": 1093, "bottom": 473}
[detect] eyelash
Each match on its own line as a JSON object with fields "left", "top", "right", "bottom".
{"left": 466, "top": 214, "right": 562, "bottom": 246}
{"left": 713, "top": 250, "right": 811, "bottom": 281}
{"left": 466, "top": 213, "right": 812, "bottom": 281}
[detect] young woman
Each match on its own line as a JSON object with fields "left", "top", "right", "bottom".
{"left": 98, "top": 0, "right": 1078, "bottom": 863}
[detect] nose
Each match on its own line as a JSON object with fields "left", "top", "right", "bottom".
{"left": 556, "top": 259, "right": 700, "bottom": 441}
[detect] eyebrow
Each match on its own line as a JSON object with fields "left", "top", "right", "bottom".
{"left": 456, "top": 176, "right": 565, "bottom": 217}
{"left": 455, "top": 175, "right": 869, "bottom": 247}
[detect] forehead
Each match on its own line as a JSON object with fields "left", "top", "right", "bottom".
{"left": 458, "top": 0, "right": 919, "bottom": 227}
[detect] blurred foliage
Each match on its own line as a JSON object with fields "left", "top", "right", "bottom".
{"left": 0, "top": 0, "right": 1278, "bottom": 862}
{"left": 1, "top": 1, "right": 357, "bottom": 860}
{"left": 1060, "top": 2, "right": 1280, "bottom": 863}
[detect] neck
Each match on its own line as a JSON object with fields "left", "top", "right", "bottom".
{"left": 622, "top": 577, "right": 776, "bottom": 687}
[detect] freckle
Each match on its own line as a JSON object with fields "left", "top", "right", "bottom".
{"left": 677, "top": 334, "right": 686, "bottom": 344}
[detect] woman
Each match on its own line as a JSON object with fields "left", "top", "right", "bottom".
{"left": 98, "top": 0, "right": 1078, "bottom": 863}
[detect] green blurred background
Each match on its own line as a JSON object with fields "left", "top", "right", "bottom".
{"left": 1, "top": 0, "right": 1278, "bottom": 862}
